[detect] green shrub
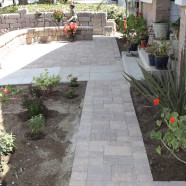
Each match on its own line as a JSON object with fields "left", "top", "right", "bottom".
{"left": 22, "top": 95, "right": 45, "bottom": 118}
{"left": 27, "top": 114, "right": 46, "bottom": 136}
{"left": 0, "top": 130, "right": 15, "bottom": 173}
{"left": 151, "top": 108, "right": 186, "bottom": 164}
{"left": 32, "top": 69, "right": 61, "bottom": 93}
{"left": 66, "top": 87, "right": 75, "bottom": 99}
{"left": 67, "top": 74, "right": 79, "bottom": 87}
{"left": 124, "top": 51, "right": 186, "bottom": 115}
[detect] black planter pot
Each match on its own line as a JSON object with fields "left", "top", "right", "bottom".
{"left": 148, "top": 54, "right": 155, "bottom": 66}
{"left": 155, "top": 56, "right": 169, "bottom": 69}
{"left": 128, "top": 43, "right": 138, "bottom": 52}
{"left": 139, "top": 36, "right": 149, "bottom": 45}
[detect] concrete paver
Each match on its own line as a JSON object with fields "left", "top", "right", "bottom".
{"left": 0, "top": 36, "right": 185, "bottom": 186}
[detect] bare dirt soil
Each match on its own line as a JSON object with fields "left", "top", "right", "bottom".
{"left": 0, "top": 82, "right": 86, "bottom": 186}
{"left": 130, "top": 86, "right": 186, "bottom": 181}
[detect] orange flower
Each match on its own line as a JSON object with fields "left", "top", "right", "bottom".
{"left": 170, "top": 116, "right": 175, "bottom": 124}
{"left": 154, "top": 98, "right": 159, "bottom": 106}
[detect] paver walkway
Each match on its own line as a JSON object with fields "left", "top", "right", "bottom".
{"left": 0, "top": 36, "right": 185, "bottom": 186}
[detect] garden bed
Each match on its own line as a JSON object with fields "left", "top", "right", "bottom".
{"left": 0, "top": 82, "right": 86, "bottom": 185}
{"left": 130, "top": 86, "right": 186, "bottom": 181}
{"left": 116, "top": 36, "right": 129, "bottom": 54}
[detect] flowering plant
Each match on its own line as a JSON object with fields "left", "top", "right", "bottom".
{"left": 67, "top": 74, "right": 78, "bottom": 87}
{"left": 35, "top": 10, "right": 42, "bottom": 19}
{"left": 151, "top": 104, "right": 186, "bottom": 164}
{"left": 53, "top": 10, "right": 64, "bottom": 21}
{"left": 0, "top": 85, "right": 20, "bottom": 104}
{"left": 64, "top": 22, "right": 77, "bottom": 37}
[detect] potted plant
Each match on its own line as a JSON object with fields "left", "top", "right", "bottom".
{"left": 128, "top": 35, "right": 139, "bottom": 52}
{"left": 53, "top": 10, "right": 64, "bottom": 22}
{"left": 153, "top": 20, "right": 169, "bottom": 39}
{"left": 154, "top": 40, "right": 170, "bottom": 69}
{"left": 136, "top": 13, "right": 148, "bottom": 45}
{"left": 145, "top": 43, "right": 159, "bottom": 66}
{"left": 171, "top": 17, "right": 180, "bottom": 39}
{"left": 64, "top": 22, "right": 77, "bottom": 41}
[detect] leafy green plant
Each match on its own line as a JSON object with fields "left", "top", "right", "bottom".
{"left": 67, "top": 74, "right": 79, "bottom": 87}
{"left": 124, "top": 50, "right": 186, "bottom": 115}
{"left": 66, "top": 87, "right": 75, "bottom": 99}
{"left": 22, "top": 95, "right": 45, "bottom": 118}
{"left": 136, "top": 15, "right": 147, "bottom": 38}
{"left": 0, "top": 130, "right": 15, "bottom": 173}
{"left": 155, "top": 40, "right": 171, "bottom": 57}
{"left": 145, "top": 43, "right": 159, "bottom": 54}
{"left": 32, "top": 69, "right": 61, "bottom": 93}
{"left": 151, "top": 107, "right": 186, "bottom": 164}
{"left": 27, "top": 114, "right": 46, "bottom": 136}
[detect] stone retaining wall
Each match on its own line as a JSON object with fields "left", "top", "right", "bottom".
{"left": 0, "top": 9, "right": 115, "bottom": 35}
{"left": 0, "top": 26, "right": 93, "bottom": 68}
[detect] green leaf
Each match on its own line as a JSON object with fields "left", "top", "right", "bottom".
{"left": 154, "top": 131, "right": 162, "bottom": 140}
{"left": 156, "top": 146, "right": 161, "bottom": 155}
{"left": 171, "top": 139, "right": 179, "bottom": 150}
{"left": 156, "top": 120, "right": 162, "bottom": 127}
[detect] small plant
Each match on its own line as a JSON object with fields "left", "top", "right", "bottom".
{"left": 67, "top": 74, "right": 79, "bottom": 87}
{"left": 35, "top": 10, "right": 42, "bottom": 19}
{"left": 0, "top": 130, "right": 15, "bottom": 173}
{"left": 124, "top": 50, "right": 186, "bottom": 115}
{"left": 64, "top": 22, "right": 77, "bottom": 37}
{"left": 151, "top": 107, "right": 186, "bottom": 164}
{"left": 32, "top": 69, "right": 61, "bottom": 93}
{"left": 66, "top": 88, "right": 76, "bottom": 99}
{"left": 27, "top": 114, "right": 46, "bottom": 137}
{"left": 53, "top": 9, "right": 64, "bottom": 22}
{"left": 155, "top": 40, "right": 171, "bottom": 57}
{"left": 0, "top": 84, "right": 20, "bottom": 104}
{"left": 22, "top": 96, "right": 45, "bottom": 118}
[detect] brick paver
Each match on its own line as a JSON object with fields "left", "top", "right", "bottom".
{"left": 1, "top": 36, "right": 185, "bottom": 186}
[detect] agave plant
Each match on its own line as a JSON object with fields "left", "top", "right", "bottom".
{"left": 124, "top": 50, "right": 186, "bottom": 115}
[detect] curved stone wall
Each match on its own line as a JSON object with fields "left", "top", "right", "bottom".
{"left": 0, "top": 26, "right": 93, "bottom": 68}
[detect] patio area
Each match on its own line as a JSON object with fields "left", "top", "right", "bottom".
{"left": 0, "top": 36, "right": 185, "bottom": 186}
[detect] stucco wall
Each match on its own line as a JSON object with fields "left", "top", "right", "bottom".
{"left": 179, "top": 7, "right": 186, "bottom": 61}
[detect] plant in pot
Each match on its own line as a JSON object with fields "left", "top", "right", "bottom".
{"left": 145, "top": 43, "right": 159, "bottom": 66}
{"left": 153, "top": 20, "right": 169, "bottom": 40}
{"left": 136, "top": 14, "right": 148, "bottom": 46}
{"left": 154, "top": 40, "right": 170, "bottom": 69}
{"left": 171, "top": 17, "right": 180, "bottom": 39}
{"left": 128, "top": 35, "right": 139, "bottom": 52}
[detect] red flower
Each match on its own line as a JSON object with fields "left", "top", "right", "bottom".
{"left": 146, "top": 43, "right": 149, "bottom": 47}
{"left": 170, "top": 116, "right": 175, "bottom": 124}
{"left": 4, "top": 88, "right": 8, "bottom": 95}
{"left": 139, "top": 12, "right": 143, "bottom": 16}
{"left": 154, "top": 98, "right": 159, "bottom": 106}
{"left": 141, "top": 43, "right": 145, "bottom": 48}
{"left": 124, "top": 18, "right": 126, "bottom": 21}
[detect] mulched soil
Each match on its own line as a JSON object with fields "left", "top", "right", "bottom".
{"left": 0, "top": 82, "right": 87, "bottom": 186}
{"left": 130, "top": 86, "right": 186, "bottom": 181}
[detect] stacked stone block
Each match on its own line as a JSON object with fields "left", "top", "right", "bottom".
{"left": 0, "top": 26, "right": 93, "bottom": 68}
{"left": 0, "top": 9, "right": 111, "bottom": 36}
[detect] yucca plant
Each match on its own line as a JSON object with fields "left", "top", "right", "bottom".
{"left": 124, "top": 50, "right": 186, "bottom": 115}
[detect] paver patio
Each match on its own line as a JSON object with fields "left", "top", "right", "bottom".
{"left": 0, "top": 36, "right": 185, "bottom": 186}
